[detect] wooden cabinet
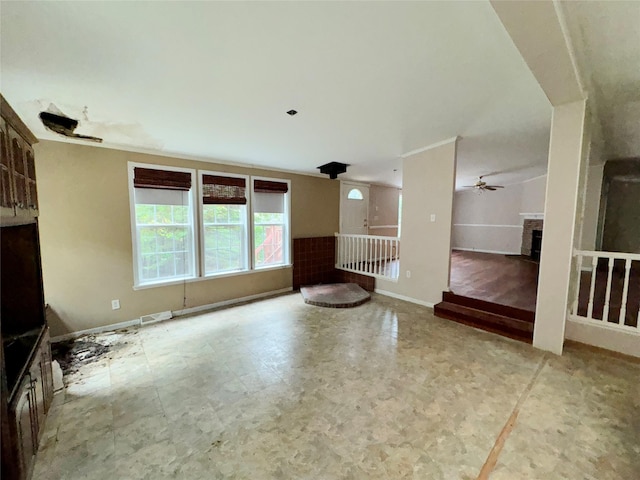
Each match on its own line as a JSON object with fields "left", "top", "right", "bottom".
{"left": 9, "top": 329, "right": 52, "bottom": 479}
{"left": 14, "top": 375, "right": 37, "bottom": 477}
{"left": 0, "top": 95, "right": 39, "bottom": 221}
{"left": 0, "top": 116, "right": 15, "bottom": 216}
{"left": 1, "top": 95, "right": 52, "bottom": 480}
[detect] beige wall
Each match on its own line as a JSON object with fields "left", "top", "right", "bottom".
{"left": 368, "top": 184, "right": 400, "bottom": 237}
{"left": 377, "top": 140, "right": 457, "bottom": 306}
{"left": 35, "top": 141, "right": 339, "bottom": 336}
{"left": 580, "top": 163, "right": 604, "bottom": 250}
{"left": 520, "top": 175, "right": 546, "bottom": 214}
{"left": 451, "top": 175, "right": 546, "bottom": 254}
{"left": 452, "top": 184, "right": 522, "bottom": 254}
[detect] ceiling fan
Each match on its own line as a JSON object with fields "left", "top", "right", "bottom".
{"left": 463, "top": 176, "right": 504, "bottom": 192}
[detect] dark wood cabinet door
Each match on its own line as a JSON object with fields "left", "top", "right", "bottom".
{"left": 40, "top": 337, "right": 54, "bottom": 413}
{"left": 14, "top": 376, "right": 37, "bottom": 477}
{"left": 8, "top": 129, "right": 28, "bottom": 213}
{"left": 0, "top": 117, "right": 15, "bottom": 216}
{"left": 24, "top": 144, "right": 38, "bottom": 215}
{"left": 29, "top": 354, "right": 46, "bottom": 434}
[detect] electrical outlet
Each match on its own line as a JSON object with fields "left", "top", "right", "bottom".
{"left": 430, "top": 214, "right": 436, "bottom": 222}
{"left": 111, "top": 299, "right": 120, "bottom": 310}
{"left": 406, "top": 270, "right": 411, "bottom": 279}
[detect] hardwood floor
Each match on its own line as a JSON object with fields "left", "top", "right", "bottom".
{"left": 449, "top": 250, "right": 539, "bottom": 312}
{"left": 448, "top": 250, "right": 639, "bottom": 328}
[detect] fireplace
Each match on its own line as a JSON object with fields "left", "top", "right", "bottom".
{"left": 521, "top": 219, "right": 543, "bottom": 258}
{"left": 530, "top": 229, "right": 543, "bottom": 261}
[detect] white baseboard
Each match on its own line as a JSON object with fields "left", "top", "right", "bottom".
{"left": 173, "top": 287, "right": 293, "bottom": 316}
{"left": 51, "top": 287, "right": 294, "bottom": 343}
{"left": 51, "top": 318, "right": 141, "bottom": 343}
{"left": 452, "top": 247, "right": 521, "bottom": 255}
{"left": 566, "top": 317, "right": 640, "bottom": 358}
{"left": 374, "top": 289, "right": 435, "bottom": 308}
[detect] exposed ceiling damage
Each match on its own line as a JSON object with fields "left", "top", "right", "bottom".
{"left": 11, "top": 2, "right": 638, "bottom": 189}
{"left": 39, "top": 106, "right": 103, "bottom": 143}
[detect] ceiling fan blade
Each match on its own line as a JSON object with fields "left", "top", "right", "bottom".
{"left": 462, "top": 185, "right": 478, "bottom": 188}
{"left": 485, "top": 186, "right": 497, "bottom": 191}
{"left": 486, "top": 185, "right": 504, "bottom": 189}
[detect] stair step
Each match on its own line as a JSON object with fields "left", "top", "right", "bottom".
{"left": 442, "top": 291, "right": 535, "bottom": 323}
{"left": 434, "top": 301, "right": 533, "bottom": 344}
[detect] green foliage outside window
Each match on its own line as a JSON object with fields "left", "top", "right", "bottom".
{"left": 136, "top": 204, "right": 191, "bottom": 281}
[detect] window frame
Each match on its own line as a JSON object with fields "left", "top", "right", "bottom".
{"left": 250, "top": 175, "right": 292, "bottom": 270}
{"left": 128, "top": 163, "right": 294, "bottom": 290}
{"left": 128, "top": 162, "right": 198, "bottom": 288}
{"left": 198, "top": 170, "right": 251, "bottom": 278}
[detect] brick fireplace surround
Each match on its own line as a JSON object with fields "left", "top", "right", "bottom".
{"left": 521, "top": 219, "right": 543, "bottom": 257}
{"left": 293, "top": 237, "right": 375, "bottom": 292}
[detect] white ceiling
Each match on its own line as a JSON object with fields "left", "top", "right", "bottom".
{"left": 561, "top": 1, "right": 640, "bottom": 160}
{"left": 1, "top": 1, "right": 553, "bottom": 188}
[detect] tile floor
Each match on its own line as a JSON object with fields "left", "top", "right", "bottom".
{"left": 34, "top": 293, "right": 639, "bottom": 479}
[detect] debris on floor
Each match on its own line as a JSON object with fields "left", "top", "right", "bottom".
{"left": 51, "top": 332, "right": 124, "bottom": 376}
{"left": 51, "top": 360, "right": 64, "bottom": 391}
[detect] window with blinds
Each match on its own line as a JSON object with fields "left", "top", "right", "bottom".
{"left": 129, "top": 164, "right": 292, "bottom": 287}
{"left": 200, "top": 172, "right": 249, "bottom": 275}
{"left": 252, "top": 177, "right": 290, "bottom": 268}
{"left": 131, "top": 165, "right": 196, "bottom": 286}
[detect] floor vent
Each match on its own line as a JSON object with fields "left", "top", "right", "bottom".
{"left": 140, "top": 310, "right": 173, "bottom": 325}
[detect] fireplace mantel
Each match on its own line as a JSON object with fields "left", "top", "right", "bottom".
{"left": 519, "top": 212, "right": 544, "bottom": 220}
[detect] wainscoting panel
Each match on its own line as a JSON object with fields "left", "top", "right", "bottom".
{"left": 452, "top": 224, "right": 522, "bottom": 254}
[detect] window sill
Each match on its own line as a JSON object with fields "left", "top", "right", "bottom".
{"left": 132, "top": 264, "right": 293, "bottom": 291}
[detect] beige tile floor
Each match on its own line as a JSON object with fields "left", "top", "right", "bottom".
{"left": 34, "top": 293, "right": 639, "bottom": 479}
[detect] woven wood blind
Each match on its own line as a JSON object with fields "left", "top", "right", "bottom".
{"left": 254, "top": 179, "right": 288, "bottom": 194}
{"left": 202, "top": 175, "right": 247, "bottom": 205}
{"left": 134, "top": 167, "right": 191, "bottom": 191}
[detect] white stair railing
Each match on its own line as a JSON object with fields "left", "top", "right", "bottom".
{"left": 570, "top": 249, "right": 640, "bottom": 333}
{"left": 335, "top": 233, "right": 400, "bottom": 281}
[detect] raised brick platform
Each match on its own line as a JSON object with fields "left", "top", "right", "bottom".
{"left": 300, "top": 283, "right": 371, "bottom": 308}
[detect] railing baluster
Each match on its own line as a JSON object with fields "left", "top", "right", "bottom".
{"left": 384, "top": 239, "right": 388, "bottom": 277}
{"left": 603, "top": 258, "right": 615, "bottom": 323}
{"left": 572, "top": 253, "right": 583, "bottom": 315}
{"left": 587, "top": 255, "right": 598, "bottom": 319}
{"left": 333, "top": 234, "right": 400, "bottom": 280}
{"left": 618, "top": 259, "right": 631, "bottom": 325}
{"left": 347, "top": 238, "right": 355, "bottom": 268}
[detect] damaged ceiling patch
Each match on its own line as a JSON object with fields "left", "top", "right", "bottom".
{"left": 40, "top": 104, "right": 103, "bottom": 142}
{"left": 32, "top": 100, "right": 164, "bottom": 149}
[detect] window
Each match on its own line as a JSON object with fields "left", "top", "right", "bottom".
{"left": 347, "top": 188, "right": 364, "bottom": 200}
{"left": 200, "top": 172, "right": 249, "bottom": 276}
{"left": 129, "top": 164, "right": 292, "bottom": 288}
{"left": 130, "top": 165, "right": 196, "bottom": 286}
{"left": 252, "top": 177, "right": 290, "bottom": 268}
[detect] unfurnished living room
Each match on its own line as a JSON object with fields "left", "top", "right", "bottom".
{"left": 1, "top": 2, "right": 639, "bottom": 479}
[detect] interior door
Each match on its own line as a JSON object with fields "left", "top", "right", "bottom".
{"left": 340, "top": 182, "right": 369, "bottom": 234}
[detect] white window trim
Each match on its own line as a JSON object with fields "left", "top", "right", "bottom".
{"left": 250, "top": 175, "right": 292, "bottom": 270}
{"left": 128, "top": 164, "right": 294, "bottom": 289}
{"left": 128, "top": 162, "right": 198, "bottom": 288}
{"left": 198, "top": 170, "right": 251, "bottom": 278}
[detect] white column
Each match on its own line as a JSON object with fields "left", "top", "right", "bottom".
{"left": 533, "top": 100, "right": 587, "bottom": 354}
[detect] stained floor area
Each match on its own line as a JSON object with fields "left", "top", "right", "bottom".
{"left": 34, "top": 293, "right": 639, "bottom": 479}
{"left": 449, "top": 250, "right": 539, "bottom": 312}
